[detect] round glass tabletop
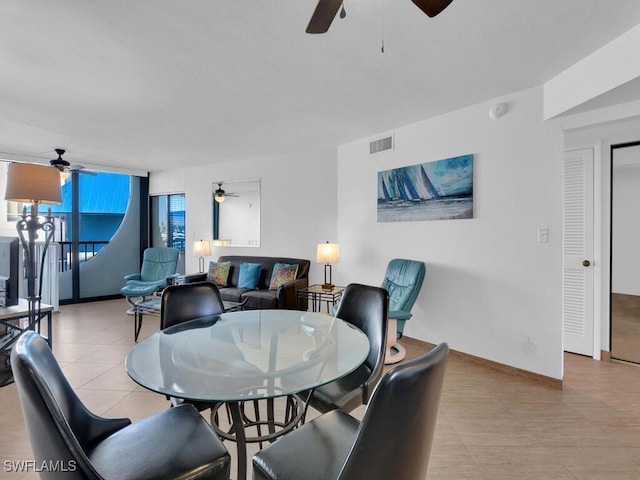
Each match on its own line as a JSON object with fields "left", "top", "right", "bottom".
{"left": 125, "top": 309, "right": 370, "bottom": 402}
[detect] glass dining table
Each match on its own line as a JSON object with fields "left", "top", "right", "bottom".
{"left": 125, "top": 309, "right": 370, "bottom": 480}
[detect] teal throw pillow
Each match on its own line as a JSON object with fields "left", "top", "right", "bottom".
{"left": 238, "top": 262, "right": 262, "bottom": 289}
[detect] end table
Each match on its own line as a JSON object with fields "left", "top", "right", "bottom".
{"left": 298, "top": 284, "right": 344, "bottom": 313}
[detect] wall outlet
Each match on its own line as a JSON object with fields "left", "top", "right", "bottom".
{"left": 523, "top": 334, "right": 535, "bottom": 352}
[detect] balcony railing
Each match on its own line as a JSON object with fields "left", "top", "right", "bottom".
{"left": 57, "top": 241, "right": 109, "bottom": 272}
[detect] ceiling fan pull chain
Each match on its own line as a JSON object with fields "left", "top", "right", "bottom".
{"left": 381, "top": 0, "right": 385, "bottom": 53}
{"left": 340, "top": 3, "right": 346, "bottom": 18}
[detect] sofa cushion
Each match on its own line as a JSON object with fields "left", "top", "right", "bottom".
{"left": 269, "top": 263, "right": 299, "bottom": 290}
{"left": 207, "top": 261, "right": 231, "bottom": 287}
{"left": 238, "top": 262, "right": 262, "bottom": 289}
{"left": 218, "top": 287, "right": 251, "bottom": 303}
{"left": 241, "top": 290, "right": 280, "bottom": 310}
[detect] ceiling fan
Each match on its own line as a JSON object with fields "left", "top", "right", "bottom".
{"left": 213, "top": 182, "right": 239, "bottom": 203}
{"left": 306, "top": 0, "right": 454, "bottom": 34}
{"left": 49, "top": 149, "right": 94, "bottom": 177}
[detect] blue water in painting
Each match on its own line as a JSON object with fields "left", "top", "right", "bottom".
{"left": 377, "top": 196, "right": 473, "bottom": 222}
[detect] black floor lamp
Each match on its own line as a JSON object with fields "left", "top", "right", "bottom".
{"left": 4, "top": 163, "right": 62, "bottom": 341}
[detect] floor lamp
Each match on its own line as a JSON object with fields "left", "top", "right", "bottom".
{"left": 4, "top": 163, "right": 62, "bottom": 344}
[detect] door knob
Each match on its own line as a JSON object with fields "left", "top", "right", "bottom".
{"left": 582, "top": 260, "right": 591, "bottom": 267}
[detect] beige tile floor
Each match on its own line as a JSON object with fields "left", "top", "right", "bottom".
{"left": 1, "top": 298, "right": 640, "bottom": 479}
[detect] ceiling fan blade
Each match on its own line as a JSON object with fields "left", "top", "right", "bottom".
{"left": 411, "top": 0, "right": 454, "bottom": 18}
{"left": 306, "top": 0, "right": 343, "bottom": 34}
{"left": 70, "top": 165, "right": 98, "bottom": 176}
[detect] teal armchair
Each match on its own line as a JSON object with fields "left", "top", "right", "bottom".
{"left": 381, "top": 258, "right": 426, "bottom": 364}
{"left": 121, "top": 247, "right": 180, "bottom": 313}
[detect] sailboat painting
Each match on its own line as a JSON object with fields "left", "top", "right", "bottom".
{"left": 377, "top": 154, "right": 473, "bottom": 222}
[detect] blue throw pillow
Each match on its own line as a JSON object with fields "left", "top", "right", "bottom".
{"left": 238, "top": 262, "right": 262, "bottom": 289}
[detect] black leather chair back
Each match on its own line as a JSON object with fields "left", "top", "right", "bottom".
{"left": 11, "top": 331, "right": 131, "bottom": 479}
{"left": 161, "top": 282, "right": 225, "bottom": 330}
{"left": 334, "top": 283, "right": 389, "bottom": 403}
{"left": 13, "top": 331, "right": 231, "bottom": 480}
{"left": 339, "top": 342, "right": 449, "bottom": 480}
{"left": 252, "top": 342, "right": 449, "bottom": 480}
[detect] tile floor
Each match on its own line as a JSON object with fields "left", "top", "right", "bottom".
{"left": 1, "top": 298, "right": 640, "bottom": 479}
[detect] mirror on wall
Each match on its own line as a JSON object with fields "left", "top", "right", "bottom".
{"left": 212, "top": 178, "right": 260, "bottom": 247}
{"left": 610, "top": 142, "right": 640, "bottom": 364}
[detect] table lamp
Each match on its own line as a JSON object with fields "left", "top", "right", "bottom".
{"left": 193, "top": 239, "right": 211, "bottom": 273}
{"left": 4, "top": 162, "right": 62, "bottom": 341}
{"left": 316, "top": 241, "right": 340, "bottom": 289}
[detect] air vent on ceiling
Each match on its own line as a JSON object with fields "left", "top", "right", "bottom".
{"left": 369, "top": 135, "right": 393, "bottom": 155}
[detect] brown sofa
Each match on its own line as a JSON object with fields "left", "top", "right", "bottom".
{"left": 185, "top": 255, "right": 310, "bottom": 310}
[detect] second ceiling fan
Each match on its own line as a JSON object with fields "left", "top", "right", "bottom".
{"left": 306, "top": 0, "right": 454, "bottom": 34}
{"left": 213, "top": 182, "right": 240, "bottom": 203}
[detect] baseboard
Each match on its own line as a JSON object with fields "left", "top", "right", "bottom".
{"left": 401, "top": 336, "right": 563, "bottom": 390}
{"left": 59, "top": 294, "right": 124, "bottom": 305}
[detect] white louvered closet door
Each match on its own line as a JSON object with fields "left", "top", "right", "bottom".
{"left": 563, "top": 148, "right": 594, "bottom": 356}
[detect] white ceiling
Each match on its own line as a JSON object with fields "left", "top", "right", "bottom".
{"left": 2, "top": 0, "right": 640, "bottom": 173}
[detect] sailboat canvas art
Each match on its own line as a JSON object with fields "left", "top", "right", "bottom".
{"left": 377, "top": 154, "right": 473, "bottom": 222}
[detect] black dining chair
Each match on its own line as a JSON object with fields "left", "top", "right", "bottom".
{"left": 160, "top": 282, "right": 226, "bottom": 410}
{"left": 11, "top": 331, "right": 231, "bottom": 480}
{"left": 305, "top": 283, "right": 389, "bottom": 414}
{"left": 160, "top": 281, "right": 225, "bottom": 330}
{"left": 253, "top": 342, "right": 449, "bottom": 480}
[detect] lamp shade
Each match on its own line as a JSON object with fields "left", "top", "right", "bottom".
{"left": 317, "top": 242, "right": 340, "bottom": 264}
{"left": 193, "top": 240, "right": 211, "bottom": 257}
{"left": 5, "top": 163, "right": 62, "bottom": 204}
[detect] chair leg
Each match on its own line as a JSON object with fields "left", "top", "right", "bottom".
{"left": 125, "top": 296, "right": 141, "bottom": 315}
{"left": 385, "top": 318, "right": 407, "bottom": 364}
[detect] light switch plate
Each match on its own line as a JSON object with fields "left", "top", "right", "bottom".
{"left": 537, "top": 228, "right": 549, "bottom": 243}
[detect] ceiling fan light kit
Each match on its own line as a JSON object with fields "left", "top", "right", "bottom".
{"left": 49, "top": 149, "right": 93, "bottom": 178}
{"left": 49, "top": 148, "right": 70, "bottom": 171}
{"left": 214, "top": 182, "right": 240, "bottom": 203}
{"left": 306, "top": 0, "right": 453, "bottom": 34}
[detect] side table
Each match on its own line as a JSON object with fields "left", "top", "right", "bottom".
{"left": 297, "top": 284, "right": 344, "bottom": 313}
{"left": 1, "top": 299, "right": 53, "bottom": 386}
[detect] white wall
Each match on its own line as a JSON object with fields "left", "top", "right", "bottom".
{"left": 337, "top": 86, "right": 564, "bottom": 379}
{"left": 150, "top": 148, "right": 338, "bottom": 286}
{"left": 150, "top": 86, "right": 640, "bottom": 381}
{"left": 544, "top": 23, "right": 640, "bottom": 119}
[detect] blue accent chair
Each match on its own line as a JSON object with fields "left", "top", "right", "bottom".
{"left": 381, "top": 258, "right": 426, "bottom": 364}
{"left": 121, "top": 247, "right": 180, "bottom": 313}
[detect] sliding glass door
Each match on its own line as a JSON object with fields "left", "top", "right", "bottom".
{"left": 50, "top": 171, "right": 142, "bottom": 303}
{"left": 149, "top": 193, "right": 186, "bottom": 274}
